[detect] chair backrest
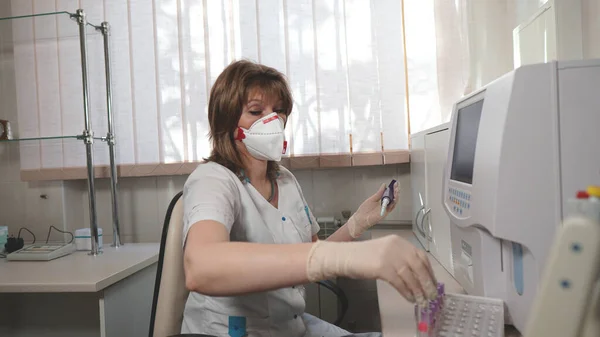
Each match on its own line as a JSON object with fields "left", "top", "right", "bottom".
{"left": 149, "top": 191, "right": 189, "bottom": 337}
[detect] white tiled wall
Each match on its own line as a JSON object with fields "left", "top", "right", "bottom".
{"left": 62, "top": 164, "right": 412, "bottom": 244}
{"left": 0, "top": 169, "right": 67, "bottom": 243}
{"left": 296, "top": 165, "right": 413, "bottom": 222}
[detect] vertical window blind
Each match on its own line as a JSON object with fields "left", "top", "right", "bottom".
{"left": 7, "top": 0, "right": 413, "bottom": 179}
{"left": 403, "top": 0, "right": 471, "bottom": 134}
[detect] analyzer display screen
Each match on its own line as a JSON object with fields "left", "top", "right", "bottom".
{"left": 450, "top": 99, "right": 484, "bottom": 184}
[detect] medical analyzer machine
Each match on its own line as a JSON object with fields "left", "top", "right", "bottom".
{"left": 442, "top": 59, "right": 600, "bottom": 334}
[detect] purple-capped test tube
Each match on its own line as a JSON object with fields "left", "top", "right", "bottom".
{"left": 414, "top": 304, "right": 419, "bottom": 334}
{"left": 420, "top": 307, "right": 426, "bottom": 323}
{"left": 380, "top": 180, "right": 397, "bottom": 216}
{"left": 420, "top": 307, "right": 431, "bottom": 336}
{"left": 429, "top": 300, "right": 438, "bottom": 327}
{"left": 437, "top": 283, "right": 445, "bottom": 307}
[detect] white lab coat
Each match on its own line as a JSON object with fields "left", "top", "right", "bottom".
{"left": 181, "top": 162, "right": 380, "bottom": 337}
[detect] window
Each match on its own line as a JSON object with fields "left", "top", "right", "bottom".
{"left": 186, "top": 0, "right": 411, "bottom": 168}
{"left": 7, "top": 0, "right": 423, "bottom": 178}
{"left": 404, "top": 0, "right": 470, "bottom": 134}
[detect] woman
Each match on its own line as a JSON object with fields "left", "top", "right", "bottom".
{"left": 182, "top": 60, "right": 438, "bottom": 336}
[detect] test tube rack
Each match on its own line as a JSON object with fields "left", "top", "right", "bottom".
{"left": 415, "top": 283, "right": 504, "bottom": 337}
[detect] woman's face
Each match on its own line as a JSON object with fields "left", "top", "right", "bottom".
{"left": 238, "top": 89, "right": 288, "bottom": 130}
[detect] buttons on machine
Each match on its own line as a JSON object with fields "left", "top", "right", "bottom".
{"left": 448, "top": 187, "right": 471, "bottom": 216}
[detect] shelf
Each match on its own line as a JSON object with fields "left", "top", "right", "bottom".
{"left": 0, "top": 10, "right": 105, "bottom": 29}
{"left": 13, "top": 151, "right": 411, "bottom": 182}
{"left": 0, "top": 135, "right": 81, "bottom": 142}
{"left": 0, "top": 8, "right": 107, "bottom": 153}
{"left": 0, "top": 10, "right": 103, "bottom": 45}
{"left": 0, "top": 7, "right": 120, "bottom": 253}
{"left": 0, "top": 136, "right": 112, "bottom": 143}
{"left": 0, "top": 136, "right": 104, "bottom": 181}
{"left": 0, "top": 11, "right": 72, "bottom": 21}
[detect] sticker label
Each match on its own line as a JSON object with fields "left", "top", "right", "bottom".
{"left": 262, "top": 115, "right": 279, "bottom": 124}
{"left": 228, "top": 316, "right": 246, "bottom": 337}
{"left": 304, "top": 205, "right": 313, "bottom": 225}
{"left": 512, "top": 242, "right": 524, "bottom": 295}
{"left": 461, "top": 240, "right": 472, "bottom": 257}
{"left": 460, "top": 239, "right": 474, "bottom": 284}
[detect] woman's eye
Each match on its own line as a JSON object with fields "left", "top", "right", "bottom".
{"left": 274, "top": 109, "right": 285, "bottom": 114}
{"left": 249, "top": 111, "right": 262, "bottom": 116}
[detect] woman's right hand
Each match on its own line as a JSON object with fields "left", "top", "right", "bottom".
{"left": 306, "top": 235, "right": 438, "bottom": 305}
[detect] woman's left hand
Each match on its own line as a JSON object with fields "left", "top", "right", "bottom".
{"left": 347, "top": 181, "right": 400, "bottom": 238}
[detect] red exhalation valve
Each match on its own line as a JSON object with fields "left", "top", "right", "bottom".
{"left": 418, "top": 322, "right": 429, "bottom": 332}
{"left": 576, "top": 191, "right": 590, "bottom": 199}
{"left": 234, "top": 128, "right": 246, "bottom": 141}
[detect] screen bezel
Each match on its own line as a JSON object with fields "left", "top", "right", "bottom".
{"left": 448, "top": 90, "right": 486, "bottom": 186}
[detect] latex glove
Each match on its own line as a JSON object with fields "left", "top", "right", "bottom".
{"left": 347, "top": 181, "right": 400, "bottom": 238}
{"left": 306, "top": 235, "right": 438, "bottom": 305}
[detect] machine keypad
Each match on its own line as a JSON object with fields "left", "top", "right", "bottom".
{"left": 449, "top": 187, "right": 471, "bottom": 215}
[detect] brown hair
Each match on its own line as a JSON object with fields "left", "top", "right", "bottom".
{"left": 206, "top": 60, "right": 293, "bottom": 180}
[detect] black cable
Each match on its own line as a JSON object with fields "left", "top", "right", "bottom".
{"left": 45, "top": 225, "right": 74, "bottom": 244}
{"left": 17, "top": 227, "right": 36, "bottom": 244}
{"left": 317, "top": 280, "right": 348, "bottom": 326}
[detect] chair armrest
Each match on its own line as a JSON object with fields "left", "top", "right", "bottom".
{"left": 316, "top": 279, "right": 348, "bottom": 326}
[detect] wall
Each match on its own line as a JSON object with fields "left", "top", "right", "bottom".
{"left": 512, "top": 0, "right": 600, "bottom": 69}
{"left": 463, "top": 0, "right": 551, "bottom": 92}
{"left": 583, "top": 0, "right": 600, "bottom": 59}
{"left": 407, "top": 0, "right": 551, "bottom": 134}
{"left": 461, "top": 0, "right": 600, "bottom": 94}
{"left": 0, "top": 0, "right": 68, "bottom": 244}
{"left": 61, "top": 165, "right": 412, "bottom": 245}
{"left": 0, "top": 158, "right": 412, "bottom": 244}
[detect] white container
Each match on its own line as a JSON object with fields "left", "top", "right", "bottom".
{"left": 0, "top": 226, "right": 7, "bottom": 247}
{"left": 74, "top": 228, "right": 103, "bottom": 251}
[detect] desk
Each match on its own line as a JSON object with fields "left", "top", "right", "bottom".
{"left": 372, "top": 229, "right": 522, "bottom": 337}
{"left": 0, "top": 243, "right": 159, "bottom": 337}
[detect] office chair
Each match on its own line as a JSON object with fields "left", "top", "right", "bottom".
{"left": 149, "top": 191, "right": 348, "bottom": 337}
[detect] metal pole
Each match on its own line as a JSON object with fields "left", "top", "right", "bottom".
{"left": 76, "top": 9, "right": 101, "bottom": 256}
{"left": 100, "top": 22, "right": 122, "bottom": 247}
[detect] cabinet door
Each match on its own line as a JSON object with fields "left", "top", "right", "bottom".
{"left": 424, "top": 129, "right": 454, "bottom": 274}
{"left": 410, "top": 134, "right": 429, "bottom": 251}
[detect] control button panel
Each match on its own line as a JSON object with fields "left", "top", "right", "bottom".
{"left": 448, "top": 187, "right": 471, "bottom": 216}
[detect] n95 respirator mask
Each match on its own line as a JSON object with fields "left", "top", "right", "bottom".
{"left": 235, "top": 112, "right": 288, "bottom": 161}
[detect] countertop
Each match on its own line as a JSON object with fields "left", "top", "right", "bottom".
{"left": 371, "top": 228, "right": 522, "bottom": 337}
{"left": 0, "top": 243, "right": 159, "bottom": 293}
